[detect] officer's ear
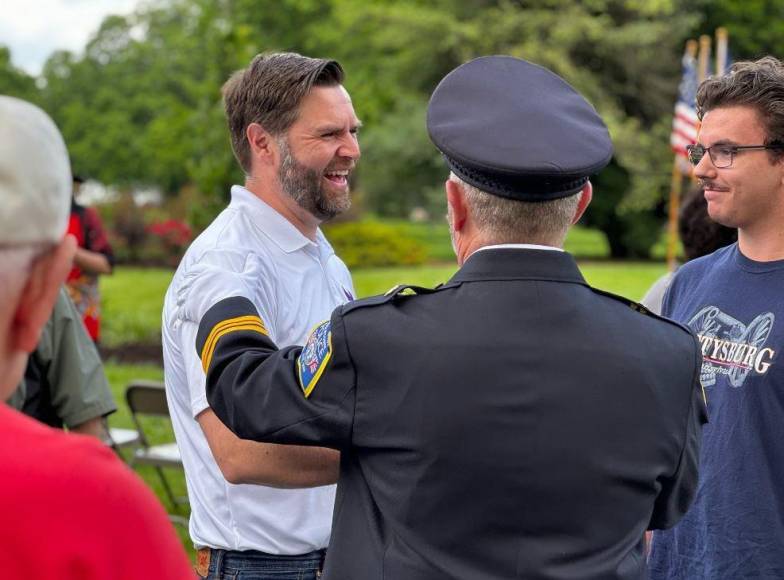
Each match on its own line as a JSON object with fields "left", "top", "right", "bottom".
{"left": 445, "top": 178, "right": 468, "bottom": 233}
{"left": 571, "top": 181, "right": 593, "bottom": 225}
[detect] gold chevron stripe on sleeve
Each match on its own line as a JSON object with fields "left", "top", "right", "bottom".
{"left": 200, "top": 315, "right": 267, "bottom": 372}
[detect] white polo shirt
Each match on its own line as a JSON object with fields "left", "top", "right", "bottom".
{"left": 162, "top": 185, "right": 354, "bottom": 553}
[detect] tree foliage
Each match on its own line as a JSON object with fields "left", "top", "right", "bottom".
{"left": 0, "top": 0, "right": 733, "bottom": 256}
{"left": 0, "top": 47, "right": 38, "bottom": 103}
{"left": 692, "top": 0, "right": 784, "bottom": 61}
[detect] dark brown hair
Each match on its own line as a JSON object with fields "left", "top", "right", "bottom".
{"left": 697, "top": 56, "right": 784, "bottom": 160}
{"left": 222, "top": 52, "right": 344, "bottom": 172}
{"left": 679, "top": 186, "right": 737, "bottom": 261}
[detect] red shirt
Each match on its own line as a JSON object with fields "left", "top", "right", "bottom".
{"left": 66, "top": 203, "right": 113, "bottom": 341}
{"left": 0, "top": 404, "right": 193, "bottom": 579}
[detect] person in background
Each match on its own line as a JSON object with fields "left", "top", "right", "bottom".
{"left": 0, "top": 94, "right": 192, "bottom": 578}
{"left": 67, "top": 174, "right": 114, "bottom": 342}
{"left": 7, "top": 287, "right": 117, "bottom": 440}
{"left": 649, "top": 56, "right": 784, "bottom": 580}
{"left": 640, "top": 186, "right": 737, "bottom": 313}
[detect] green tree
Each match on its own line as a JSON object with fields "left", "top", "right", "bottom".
{"left": 692, "top": 0, "right": 784, "bottom": 60}
{"left": 21, "top": 0, "right": 703, "bottom": 256}
{"left": 0, "top": 46, "right": 39, "bottom": 103}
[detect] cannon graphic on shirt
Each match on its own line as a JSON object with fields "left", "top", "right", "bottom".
{"left": 688, "top": 306, "right": 775, "bottom": 388}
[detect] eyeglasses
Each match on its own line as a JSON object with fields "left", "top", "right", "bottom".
{"left": 686, "top": 143, "right": 783, "bottom": 168}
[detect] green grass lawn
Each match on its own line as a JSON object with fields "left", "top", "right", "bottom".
{"left": 102, "top": 259, "right": 666, "bottom": 348}
{"left": 379, "top": 220, "right": 610, "bottom": 263}
{"left": 101, "top": 269, "right": 170, "bottom": 347}
{"left": 353, "top": 260, "right": 666, "bottom": 299}
{"left": 103, "top": 363, "right": 193, "bottom": 556}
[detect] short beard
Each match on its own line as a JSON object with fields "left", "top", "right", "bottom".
{"left": 277, "top": 138, "right": 351, "bottom": 221}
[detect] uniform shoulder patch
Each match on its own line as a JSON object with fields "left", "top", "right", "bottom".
{"left": 590, "top": 286, "right": 650, "bottom": 313}
{"left": 340, "top": 284, "right": 442, "bottom": 316}
{"left": 297, "top": 320, "right": 333, "bottom": 398}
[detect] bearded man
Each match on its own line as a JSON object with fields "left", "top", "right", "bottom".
{"left": 162, "top": 52, "right": 360, "bottom": 580}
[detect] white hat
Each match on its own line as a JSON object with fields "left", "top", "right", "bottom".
{"left": 0, "top": 95, "right": 71, "bottom": 245}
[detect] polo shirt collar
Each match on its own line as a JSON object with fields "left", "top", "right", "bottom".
{"left": 229, "top": 185, "right": 324, "bottom": 254}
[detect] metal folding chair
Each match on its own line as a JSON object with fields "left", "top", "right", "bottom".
{"left": 125, "top": 380, "right": 188, "bottom": 524}
{"left": 106, "top": 426, "right": 141, "bottom": 453}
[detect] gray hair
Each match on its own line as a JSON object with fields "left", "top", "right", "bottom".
{"left": 450, "top": 173, "right": 580, "bottom": 246}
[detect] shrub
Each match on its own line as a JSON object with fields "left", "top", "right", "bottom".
{"left": 146, "top": 219, "right": 193, "bottom": 267}
{"left": 108, "top": 192, "right": 148, "bottom": 263}
{"left": 323, "top": 221, "right": 427, "bottom": 269}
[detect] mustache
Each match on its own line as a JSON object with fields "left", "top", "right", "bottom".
{"left": 699, "top": 179, "right": 728, "bottom": 191}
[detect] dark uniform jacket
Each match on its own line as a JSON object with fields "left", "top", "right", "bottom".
{"left": 200, "top": 248, "right": 707, "bottom": 580}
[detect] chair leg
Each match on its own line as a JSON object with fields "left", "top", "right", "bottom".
{"left": 154, "top": 466, "right": 181, "bottom": 511}
{"left": 169, "top": 513, "right": 189, "bottom": 529}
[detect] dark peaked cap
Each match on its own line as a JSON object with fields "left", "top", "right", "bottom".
{"left": 427, "top": 55, "right": 614, "bottom": 201}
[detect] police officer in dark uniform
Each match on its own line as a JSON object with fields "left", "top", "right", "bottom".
{"left": 195, "top": 56, "right": 707, "bottom": 580}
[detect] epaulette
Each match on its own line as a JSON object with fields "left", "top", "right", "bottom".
{"left": 589, "top": 286, "right": 694, "bottom": 335}
{"left": 340, "top": 284, "right": 439, "bottom": 315}
{"left": 383, "top": 284, "right": 439, "bottom": 297}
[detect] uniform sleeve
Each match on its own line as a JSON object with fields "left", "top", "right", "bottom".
{"left": 649, "top": 335, "right": 708, "bottom": 529}
{"left": 36, "top": 288, "right": 116, "bottom": 427}
{"left": 200, "top": 296, "right": 356, "bottom": 449}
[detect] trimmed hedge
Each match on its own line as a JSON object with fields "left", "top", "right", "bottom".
{"left": 323, "top": 221, "right": 428, "bottom": 269}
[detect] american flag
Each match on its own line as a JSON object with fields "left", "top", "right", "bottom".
{"left": 670, "top": 49, "right": 699, "bottom": 172}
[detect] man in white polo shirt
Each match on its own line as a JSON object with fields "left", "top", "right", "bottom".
{"left": 162, "top": 52, "right": 360, "bottom": 579}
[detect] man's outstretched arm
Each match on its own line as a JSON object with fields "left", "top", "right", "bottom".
{"left": 197, "top": 408, "right": 339, "bottom": 487}
{"left": 200, "top": 296, "right": 356, "bottom": 450}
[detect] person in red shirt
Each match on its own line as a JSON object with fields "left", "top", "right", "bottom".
{"left": 0, "top": 95, "right": 193, "bottom": 579}
{"left": 67, "top": 175, "right": 114, "bottom": 342}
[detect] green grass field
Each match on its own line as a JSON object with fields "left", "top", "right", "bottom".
{"left": 101, "top": 260, "right": 667, "bottom": 347}
{"left": 102, "top": 363, "right": 193, "bottom": 553}
{"left": 377, "top": 220, "right": 611, "bottom": 263}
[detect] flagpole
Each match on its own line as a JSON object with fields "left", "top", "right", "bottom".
{"left": 715, "top": 27, "right": 729, "bottom": 75}
{"left": 666, "top": 39, "right": 699, "bottom": 272}
{"left": 666, "top": 161, "right": 684, "bottom": 272}
{"left": 698, "top": 35, "right": 712, "bottom": 82}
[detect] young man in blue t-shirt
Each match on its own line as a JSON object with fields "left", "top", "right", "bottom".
{"left": 649, "top": 57, "right": 784, "bottom": 580}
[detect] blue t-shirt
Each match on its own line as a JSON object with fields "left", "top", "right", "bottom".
{"left": 649, "top": 243, "right": 784, "bottom": 579}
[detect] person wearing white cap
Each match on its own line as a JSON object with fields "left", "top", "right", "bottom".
{"left": 0, "top": 95, "right": 193, "bottom": 579}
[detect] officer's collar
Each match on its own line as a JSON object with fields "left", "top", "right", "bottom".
{"left": 447, "top": 247, "right": 587, "bottom": 286}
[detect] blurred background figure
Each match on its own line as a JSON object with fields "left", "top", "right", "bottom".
{"left": 641, "top": 186, "right": 737, "bottom": 313}
{"left": 7, "top": 287, "right": 116, "bottom": 440}
{"left": 67, "top": 174, "right": 114, "bottom": 343}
